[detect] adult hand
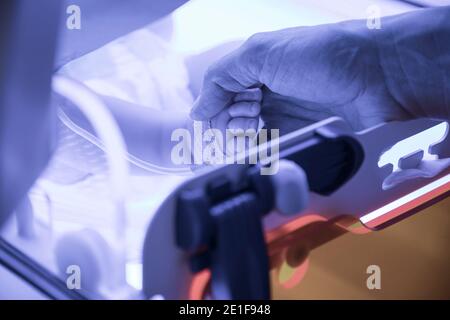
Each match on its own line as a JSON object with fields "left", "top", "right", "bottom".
{"left": 190, "top": 22, "right": 411, "bottom": 135}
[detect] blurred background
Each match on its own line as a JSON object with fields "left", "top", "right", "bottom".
{"left": 1, "top": 0, "right": 449, "bottom": 299}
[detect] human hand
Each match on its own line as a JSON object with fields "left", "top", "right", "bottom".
{"left": 190, "top": 21, "right": 450, "bottom": 189}
{"left": 190, "top": 22, "right": 411, "bottom": 134}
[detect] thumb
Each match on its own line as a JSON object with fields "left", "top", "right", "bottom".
{"left": 190, "top": 47, "right": 262, "bottom": 121}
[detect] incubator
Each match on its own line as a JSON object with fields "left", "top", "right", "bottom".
{"left": 1, "top": 0, "right": 449, "bottom": 300}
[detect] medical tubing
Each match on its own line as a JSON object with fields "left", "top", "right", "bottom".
{"left": 52, "top": 75, "right": 129, "bottom": 286}
{"left": 57, "top": 107, "right": 191, "bottom": 175}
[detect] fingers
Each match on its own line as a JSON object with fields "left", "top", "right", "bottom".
{"left": 190, "top": 46, "right": 262, "bottom": 121}
{"left": 204, "top": 86, "right": 262, "bottom": 158}
{"left": 228, "top": 88, "right": 262, "bottom": 118}
{"left": 210, "top": 107, "right": 231, "bottom": 136}
{"left": 227, "top": 88, "right": 262, "bottom": 132}
{"left": 191, "top": 81, "right": 235, "bottom": 121}
{"left": 209, "top": 88, "right": 262, "bottom": 132}
{"left": 233, "top": 88, "right": 262, "bottom": 103}
{"left": 227, "top": 117, "right": 259, "bottom": 131}
{"left": 228, "top": 101, "right": 261, "bottom": 117}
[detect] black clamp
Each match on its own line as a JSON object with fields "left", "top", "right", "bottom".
{"left": 176, "top": 167, "right": 275, "bottom": 300}
{"left": 175, "top": 129, "right": 364, "bottom": 299}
